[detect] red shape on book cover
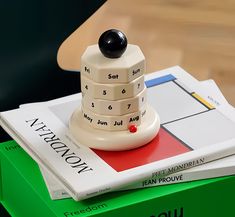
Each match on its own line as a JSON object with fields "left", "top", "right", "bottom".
{"left": 93, "top": 127, "right": 191, "bottom": 172}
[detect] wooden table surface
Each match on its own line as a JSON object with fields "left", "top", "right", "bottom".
{"left": 58, "top": 0, "right": 235, "bottom": 106}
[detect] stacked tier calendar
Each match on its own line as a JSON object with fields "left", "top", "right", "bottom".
{"left": 69, "top": 30, "right": 160, "bottom": 151}
{"left": 80, "top": 44, "right": 146, "bottom": 131}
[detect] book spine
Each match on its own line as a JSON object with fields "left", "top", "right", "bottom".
{"left": 41, "top": 164, "right": 235, "bottom": 200}
{"left": 127, "top": 166, "right": 235, "bottom": 190}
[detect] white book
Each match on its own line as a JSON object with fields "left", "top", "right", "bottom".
{"left": 1, "top": 66, "right": 235, "bottom": 201}
{"left": 23, "top": 77, "right": 235, "bottom": 200}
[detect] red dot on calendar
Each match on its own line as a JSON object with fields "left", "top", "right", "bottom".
{"left": 129, "top": 124, "right": 137, "bottom": 133}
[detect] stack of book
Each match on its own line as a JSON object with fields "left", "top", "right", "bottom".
{"left": 1, "top": 66, "right": 235, "bottom": 217}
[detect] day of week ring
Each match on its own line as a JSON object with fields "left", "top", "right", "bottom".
{"left": 81, "top": 44, "right": 145, "bottom": 84}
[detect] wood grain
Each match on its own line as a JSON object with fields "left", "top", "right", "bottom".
{"left": 58, "top": 0, "right": 235, "bottom": 106}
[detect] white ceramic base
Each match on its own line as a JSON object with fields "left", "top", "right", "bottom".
{"left": 69, "top": 105, "right": 160, "bottom": 151}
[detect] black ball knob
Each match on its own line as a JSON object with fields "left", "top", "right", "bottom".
{"left": 98, "top": 29, "right": 128, "bottom": 58}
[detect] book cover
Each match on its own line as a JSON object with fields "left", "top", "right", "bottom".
{"left": 1, "top": 66, "right": 235, "bottom": 201}
{"left": 32, "top": 79, "right": 235, "bottom": 200}
{"left": 1, "top": 140, "right": 235, "bottom": 217}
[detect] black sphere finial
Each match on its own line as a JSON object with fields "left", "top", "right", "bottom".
{"left": 98, "top": 29, "right": 128, "bottom": 58}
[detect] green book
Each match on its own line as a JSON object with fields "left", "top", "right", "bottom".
{"left": 1, "top": 140, "right": 235, "bottom": 217}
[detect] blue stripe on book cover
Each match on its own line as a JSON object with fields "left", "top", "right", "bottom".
{"left": 145, "top": 74, "right": 176, "bottom": 88}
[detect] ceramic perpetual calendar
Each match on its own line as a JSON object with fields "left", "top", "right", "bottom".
{"left": 69, "top": 29, "right": 160, "bottom": 151}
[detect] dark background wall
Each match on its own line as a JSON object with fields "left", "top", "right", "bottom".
{"left": 0, "top": 0, "right": 106, "bottom": 143}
